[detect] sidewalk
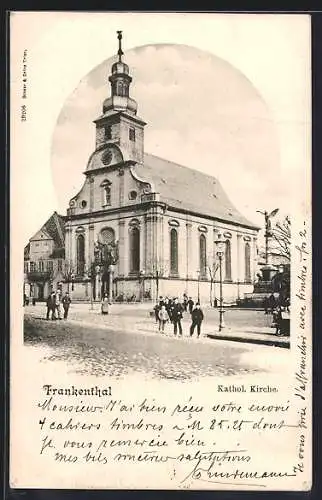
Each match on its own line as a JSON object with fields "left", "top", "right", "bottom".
{"left": 24, "top": 304, "right": 290, "bottom": 348}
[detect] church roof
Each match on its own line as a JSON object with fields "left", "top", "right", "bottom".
{"left": 138, "top": 153, "right": 258, "bottom": 229}
{"left": 29, "top": 211, "right": 66, "bottom": 247}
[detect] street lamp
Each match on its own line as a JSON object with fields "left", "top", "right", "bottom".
{"left": 215, "top": 235, "right": 226, "bottom": 332}
{"left": 197, "top": 269, "right": 200, "bottom": 303}
{"left": 86, "top": 264, "right": 94, "bottom": 310}
{"left": 139, "top": 270, "right": 145, "bottom": 302}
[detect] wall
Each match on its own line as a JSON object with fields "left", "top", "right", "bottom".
{"left": 29, "top": 238, "right": 54, "bottom": 260}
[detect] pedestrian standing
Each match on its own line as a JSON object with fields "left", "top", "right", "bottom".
{"left": 153, "top": 302, "right": 160, "bottom": 323}
{"left": 188, "top": 297, "right": 194, "bottom": 314}
{"left": 190, "top": 303, "right": 204, "bottom": 338}
{"left": 62, "top": 292, "right": 71, "bottom": 319}
{"left": 55, "top": 290, "right": 62, "bottom": 319}
{"left": 158, "top": 305, "right": 169, "bottom": 333}
{"left": 46, "top": 292, "right": 55, "bottom": 320}
{"left": 183, "top": 293, "right": 188, "bottom": 312}
{"left": 171, "top": 298, "right": 183, "bottom": 337}
{"left": 101, "top": 294, "right": 109, "bottom": 315}
{"left": 165, "top": 297, "right": 172, "bottom": 321}
{"left": 268, "top": 293, "right": 276, "bottom": 314}
{"left": 274, "top": 305, "right": 283, "bottom": 336}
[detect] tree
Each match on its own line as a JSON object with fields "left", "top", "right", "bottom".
{"left": 151, "top": 259, "right": 169, "bottom": 301}
{"left": 269, "top": 216, "right": 291, "bottom": 262}
{"left": 62, "top": 260, "right": 76, "bottom": 292}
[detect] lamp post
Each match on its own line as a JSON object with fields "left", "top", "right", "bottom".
{"left": 215, "top": 235, "right": 225, "bottom": 332}
{"left": 139, "top": 270, "right": 145, "bottom": 302}
{"left": 95, "top": 265, "right": 101, "bottom": 301}
{"left": 197, "top": 269, "right": 200, "bottom": 303}
{"left": 87, "top": 264, "right": 94, "bottom": 310}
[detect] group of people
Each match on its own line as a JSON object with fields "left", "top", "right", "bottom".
{"left": 264, "top": 293, "right": 290, "bottom": 336}
{"left": 153, "top": 294, "right": 204, "bottom": 338}
{"left": 46, "top": 290, "right": 71, "bottom": 320}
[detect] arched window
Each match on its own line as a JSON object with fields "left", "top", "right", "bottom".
{"left": 117, "top": 81, "right": 123, "bottom": 96}
{"left": 199, "top": 234, "right": 207, "bottom": 278}
{"left": 129, "top": 227, "right": 140, "bottom": 273}
{"left": 104, "top": 186, "right": 111, "bottom": 205}
{"left": 245, "top": 242, "right": 251, "bottom": 282}
{"left": 76, "top": 234, "right": 85, "bottom": 276}
{"left": 100, "top": 227, "right": 115, "bottom": 245}
{"left": 101, "top": 180, "right": 112, "bottom": 206}
{"left": 225, "top": 239, "right": 232, "bottom": 281}
{"left": 170, "top": 228, "right": 178, "bottom": 275}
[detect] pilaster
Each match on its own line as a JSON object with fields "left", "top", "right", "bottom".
{"left": 118, "top": 220, "right": 125, "bottom": 276}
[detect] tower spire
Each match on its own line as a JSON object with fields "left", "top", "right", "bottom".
{"left": 117, "top": 30, "right": 124, "bottom": 62}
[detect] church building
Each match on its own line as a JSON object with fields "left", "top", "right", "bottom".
{"left": 65, "top": 32, "right": 259, "bottom": 304}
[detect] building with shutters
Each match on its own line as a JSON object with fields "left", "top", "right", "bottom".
{"left": 24, "top": 211, "right": 66, "bottom": 300}
{"left": 62, "top": 32, "right": 259, "bottom": 305}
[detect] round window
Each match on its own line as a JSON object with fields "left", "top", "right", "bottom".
{"left": 81, "top": 200, "right": 87, "bottom": 208}
{"left": 129, "top": 190, "right": 138, "bottom": 200}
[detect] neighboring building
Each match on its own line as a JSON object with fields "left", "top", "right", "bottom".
{"left": 24, "top": 211, "right": 66, "bottom": 300}
{"left": 64, "top": 32, "right": 259, "bottom": 304}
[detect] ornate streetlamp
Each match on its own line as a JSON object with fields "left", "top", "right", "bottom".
{"left": 215, "top": 235, "right": 226, "bottom": 332}
{"left": 139, "top": 270, "right": 145, "bottom": 302}
{"left": 86, "top": 263, "right": 94, "bottom": 310}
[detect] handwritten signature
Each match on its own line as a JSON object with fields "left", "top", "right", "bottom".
{"left": 180, "top": 455, "right": 296, "bottom": 487}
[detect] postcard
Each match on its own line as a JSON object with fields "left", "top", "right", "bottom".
{"left": 10, "top": 12, "right": 311, "bottom": 490}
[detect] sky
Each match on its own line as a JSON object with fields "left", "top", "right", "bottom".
{"left": 11, "top": 13, "right": 310, "bottom": 246}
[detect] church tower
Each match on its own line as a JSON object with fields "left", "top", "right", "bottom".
{"left": 94, "top": 31, "right": 146, "bottom": 164}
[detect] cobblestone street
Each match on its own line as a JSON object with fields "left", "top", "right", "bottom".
{"left": 24, "top": 303, "right": 290, "bottom": 380}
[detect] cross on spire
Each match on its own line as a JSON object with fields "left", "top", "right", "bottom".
{"left": 117, "top": 30, "right": 124, "bottom": 61}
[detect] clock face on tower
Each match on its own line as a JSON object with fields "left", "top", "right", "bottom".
{"left": 102, "top": 148, "right": 113, "bottom": 166}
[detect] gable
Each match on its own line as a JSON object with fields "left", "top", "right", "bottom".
{"left": 30, "top": 228, "right": 53, "bottom": 242}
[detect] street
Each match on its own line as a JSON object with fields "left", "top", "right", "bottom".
{"left": 24, "top": 303, "right": 290, "bottom": 380}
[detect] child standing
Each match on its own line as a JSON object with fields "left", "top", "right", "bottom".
{"left": 158, "top": 305, "right": 169, "bottom": 333}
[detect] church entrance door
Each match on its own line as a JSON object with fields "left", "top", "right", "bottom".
{"left": 38, "top": 284, "right": 44, "bottom": 300}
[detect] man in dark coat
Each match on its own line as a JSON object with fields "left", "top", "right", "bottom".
{"left": 165, "top": 297, "right": 173, "bottom": 321}
{"left": 268, "top": 293, "right": 276, "bottom": 314}
{"left": 183, "top": 293, "right": 188, "bottom": 312}
{"left": 188, "top": 297, "right": 194, "bottom": 314}
{"left": 62, "top": 292, "right": 72, "bottom": 319}
{"left": 190, "top": 303, "right": 204, "bottom": 338}
{"left": 46, "top": 292, "right": 56, "bottom": 320}
{"left": 171, "top": 298, "right": 183, "bottom": 336}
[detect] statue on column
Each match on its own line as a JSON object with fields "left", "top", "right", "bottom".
{"left": 94, "top": 239, "right": 119, "bottom": 302}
